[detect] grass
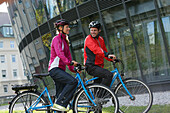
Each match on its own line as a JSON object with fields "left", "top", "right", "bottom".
{"left": 0, "top": 103, "right": 8, "bottom": 106}
{"left": 1, "top": 104, "right": 170, "bottom": 113}
{"left": 102, "top": 104, "right": 170, "bottom": 113}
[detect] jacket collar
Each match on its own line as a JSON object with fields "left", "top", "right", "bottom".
{"left": 59, "top": 33, "right": 66, "bottom": 40}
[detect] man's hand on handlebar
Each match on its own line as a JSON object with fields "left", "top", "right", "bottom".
{"left": 108, "top": 54, "right": 116, "bottom": 61}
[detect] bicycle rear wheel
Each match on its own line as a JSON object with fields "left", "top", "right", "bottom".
{"left": 9, "top": 91, "right": 50, "bottom": 113}
{"left": 114, "top": 79, "right": 153, "bottom": 113}
{"left": 73, "top": 84, "right": 119, "bottom": 113}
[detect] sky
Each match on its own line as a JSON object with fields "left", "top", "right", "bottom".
{"left": 0, "top": 2, "right": 8, "bottom": 12}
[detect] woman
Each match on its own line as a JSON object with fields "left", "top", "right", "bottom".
{"left": 48, "top": 19, "right": 78, "bottom": 111}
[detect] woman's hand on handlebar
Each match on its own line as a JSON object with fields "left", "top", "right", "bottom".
{"left": 72, "top": 60, "right": 79, "bottom": 67}
{"left": 108, "top": 54, "right": 116, "bottom": 61}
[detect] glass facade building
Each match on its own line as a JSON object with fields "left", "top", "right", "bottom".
{"left": 6, "top": 0, "right": 170, "bottom": 93}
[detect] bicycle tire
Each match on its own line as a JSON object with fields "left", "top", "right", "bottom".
{"left": 73, "top": 84, "right": 119, "bottom": 113}
{"left": 9, "top": 91, "right": 50, "bottom": 113}
{"left": 114, "top": 79, "right": 153, "bottom": 113}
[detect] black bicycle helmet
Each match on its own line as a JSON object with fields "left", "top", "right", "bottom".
{"left": 89, "top": 21, "right": 101, "bottom": 30}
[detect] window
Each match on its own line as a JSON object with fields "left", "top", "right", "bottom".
{"left": 14, "top": 13, "right": 17, "bottom": 17}
{"left": 3, "top": 85, "right": 8, "bottom": 93}
{"left": 34, "top": 39, "right": 39, "bottom": 45}
{"left": 25, "top": 1, "right": 30, "bottom": 8}
{"left": 37, "top": 48, "right": 44, "bottom": 56}
{"left": 0, "top": 41, "right": 3, "bottom": 48}
{"left": 12, "top": 55, "right": 16, "bottom": 62}
{"left": 0, "top": 55, "right": 5, "bottom": 63}
{"left": 29, "top": 12, "right": 35, "bottom": 19}
{"left": 20, "top": 27, "right": 24, "bottom": 33}
{"left": 29, "top": 64, "right": 35, "bottom": 72}
{"left": 32, "top": 57, "right": 37, "bottom": 65}
{"left": 2, "top": 70, "right": 6, "bottom": 78}
{"left": 18, "top": 0, "right": 22, "bottom": 3}
{"left": 23, "top": 9, "right": 26, "bottom": 15}
{"left": 5, "top": 27, "right": 10, "bottom": 35}
{"left": 13, "top": 69, "right": 17, "bottom": 77}
{"left": 10, "top": 27, "right": 13, "bottom": 35}
{"left": 10, "top": 41, "right": 15, "bottom": 48}
{"left": 4, "top": 27, "right": 13, "bottom": 36}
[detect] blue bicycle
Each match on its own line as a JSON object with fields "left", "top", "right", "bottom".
{"left": 85, "top": 59, "right": 153, "bottom": 113}
{"left": 9, "top": 65, "right": 119, "bottom": 113}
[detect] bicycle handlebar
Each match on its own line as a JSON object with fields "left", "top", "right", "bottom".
{"left": 109, "top": 58, "right": 125, "bottom": 74}
{"left": 74, "top": 64, "right": 85, "bottom": 72}
{"left": 74, "top": 58, "right": 125, "bottom": 75}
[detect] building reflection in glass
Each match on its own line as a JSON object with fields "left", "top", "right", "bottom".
{"left": 31, "top": 0, "right": 47, "bottom": 26}
{"left": 43, "top": 0, "right": 60, "bottom": 19}
{"left": 57, "top": 0, "right": 75, "bottom": 12}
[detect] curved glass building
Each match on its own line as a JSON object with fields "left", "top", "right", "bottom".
{"left": 5, "top": 0, "right": 170, "bottom": 94}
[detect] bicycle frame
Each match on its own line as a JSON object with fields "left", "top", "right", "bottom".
{"left": 85, "top": 67, "right": 134, "bottom": 99}
{"left": 27, "top": 87, "right": 53, "bottom": 111}
{"left": 27, "top": 72, "right": 97, "bottom": 112}
{"left": 73, "top": 73, "right": 97, "bottom": 106}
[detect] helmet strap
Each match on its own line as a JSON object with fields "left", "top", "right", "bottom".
{"left": 61, "top": 26, "right": 67, "bottom": 34}
{"left": 57, "top": 26, "right": 66, "bottom": 34}
{"left": 62, "top": 30, "right": 66, "bottom": 34}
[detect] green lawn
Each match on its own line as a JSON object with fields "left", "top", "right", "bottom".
{"left": 102, "top": 104, "right": 170, "bottom": 113}
{"left": 2, "top": 104, "right": 170, "bottom": 113}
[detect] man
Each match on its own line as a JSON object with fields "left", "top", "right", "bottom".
{"left": 84, "top": 21, "right": 116, "bottom": 86}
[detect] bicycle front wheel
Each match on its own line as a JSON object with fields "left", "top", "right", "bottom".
{"left": 114, "top": 79, "right": 153, "bottom": 113}
{"left": 73, "top": 84, "right": 119, "bottom": 113}
{"left": 9, "top": 91, "right": 50, "bottom": 113}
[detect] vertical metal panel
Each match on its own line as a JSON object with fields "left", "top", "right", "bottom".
{"left": 153, "top": 0, "right": 170, "bottom": 66}
{"left": 122, "top": 0, "right": 145, "bottom": 81}
{"left": 95, "top": 0, "right": 111, "bottom": 52}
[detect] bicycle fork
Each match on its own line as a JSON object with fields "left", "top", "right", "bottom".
{"left": 118, "top": 75, "right": 134, "bottom": 100}
{"left": 83, "top": 85, "right": 97, "bottom": 106}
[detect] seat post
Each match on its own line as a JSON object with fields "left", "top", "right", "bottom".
{"left": 41, "top": 78, "right": 47, "bottom": 87}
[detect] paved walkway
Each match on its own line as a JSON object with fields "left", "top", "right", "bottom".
{"left": 1, "top": 91, "right": 170, "bottom": 111}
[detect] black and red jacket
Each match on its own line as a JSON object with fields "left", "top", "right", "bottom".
{"left": 84, "top": 35, "right": 112, "bottom": 67}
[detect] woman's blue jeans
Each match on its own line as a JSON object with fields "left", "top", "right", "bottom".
{"left": 49, "top": 67, "right": 78, "bottom": 108}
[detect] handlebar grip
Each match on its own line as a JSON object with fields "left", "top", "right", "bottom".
{"left": 108, "top": 56, "right": 113, "bottom": 59}
{"left": 114, "top": 59, "right": 120, "bottom": 62}
{"left": 74, "top": 64, "right": 85, "bottom": 72}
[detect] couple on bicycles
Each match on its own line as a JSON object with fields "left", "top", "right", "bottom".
{"left": 48, "top": 19, "right": 116, "bottom": 112}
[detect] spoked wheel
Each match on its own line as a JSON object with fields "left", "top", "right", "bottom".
{"left": 73, "top": 84, "right": 119, "bottom": 113}
{"left": 9, "top": 91, "right": 50, "bottom": 113}
{"left": 114, "top": 79, "right": 153, "bottom": 113}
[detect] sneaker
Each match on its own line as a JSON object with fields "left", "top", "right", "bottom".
{"left": 52, "top": 104, "right": 69, "bottom": 111}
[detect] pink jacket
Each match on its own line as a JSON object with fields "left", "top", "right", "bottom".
{"left": 48, "top": 33, "right": 75, "bottom": 72}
